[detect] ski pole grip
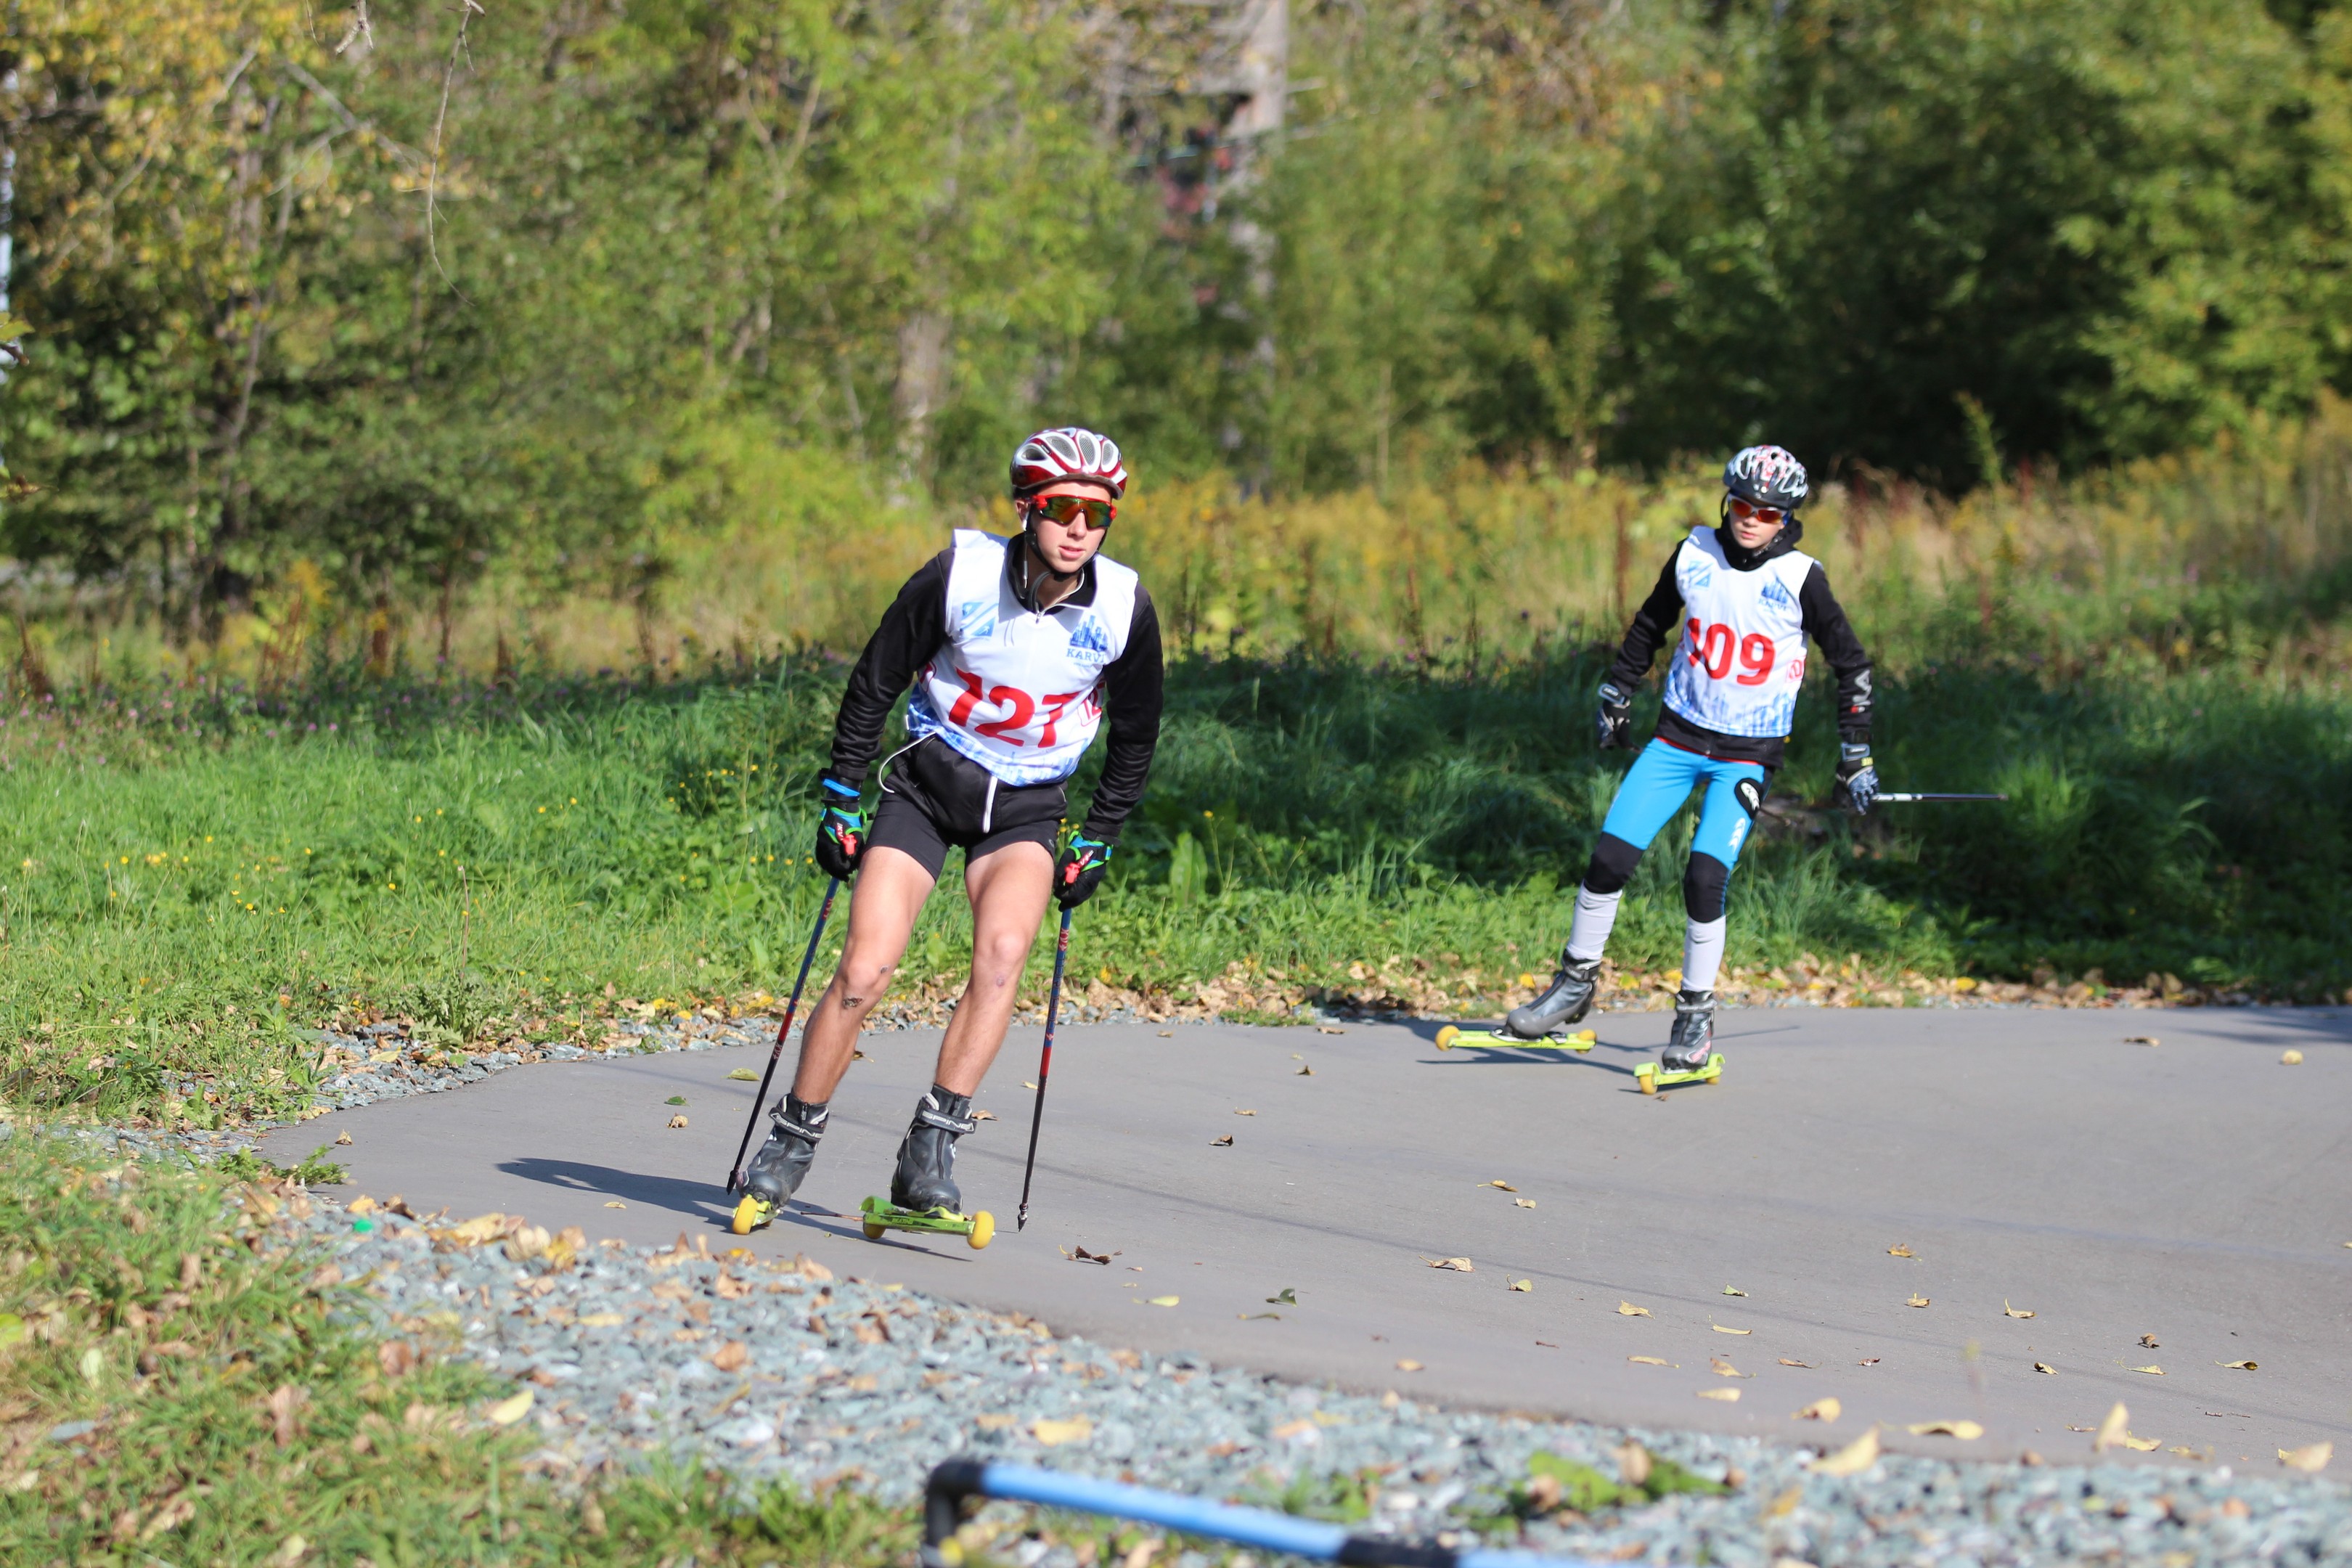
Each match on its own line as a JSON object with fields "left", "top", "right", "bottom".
{"left": 922, "top": 1458, "right": 987, "bottom": 1563}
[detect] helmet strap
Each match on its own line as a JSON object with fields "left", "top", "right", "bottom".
{"left": 1015, "top": 510, "right": 1082, "bottom": 613}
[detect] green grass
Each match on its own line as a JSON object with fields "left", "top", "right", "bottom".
{"left": 0, "top": 1132, "right": 918, "bottom": 1565}
{"left": 0, "top": 637, "right": 2345, "bottom": 1125}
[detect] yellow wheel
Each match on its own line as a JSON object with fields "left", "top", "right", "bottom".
{"left": 1435, "top": 1025, "right": 1461, "bottom": 1051}
{"left": 967, "top": 1210, "right": 995, "bottom": 1249}
{"left": 730, "top": 1195, "right": 765, "bottom": 1236}
{"left": 862, "top": 1219, "right": 887, "bottom": 1241}
{"left": 1636, "top": 1066, "right": 1657, "bottom": 1095}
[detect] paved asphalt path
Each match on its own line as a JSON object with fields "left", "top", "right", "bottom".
{"left": 264, "top": 1005, "right": 2352, "bottom": 1464}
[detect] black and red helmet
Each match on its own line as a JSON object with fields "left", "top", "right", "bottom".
{"left": 1011, "top": 426, "right": 1127, "bottom": 499}
{"left": 1723, "top": 444, "right": 1810, "bottom": 512}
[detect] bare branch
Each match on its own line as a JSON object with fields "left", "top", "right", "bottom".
{"left": 423, "top": 0, "right": 486, "bottom": 299}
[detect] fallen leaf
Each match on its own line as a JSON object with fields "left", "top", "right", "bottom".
{"left": 2278, "top": 1442, "right": 2332, "bottom": 1473}
{"left": 1395, "top": 1359, "right": 1425, "bottom": 1371}
{"left": 1509, "top": 1278, "right": 1532, "bottom": 1293}
{"left": 1238, "top": 1312, "right": 1281, "bottom": 1320}
{"left": 1778, "top": 1357, "right": 1813, "bottom": 1368}
{"left": 1793, "top": 1397, "right": 1841, "bottom": 1421}
{"left": 333, "top": 1131, "right": 353, "bottom": 1146}
{"left": 726, "top": 1069, "right": 760, "bottom": 1081}
{"left": 1723, "top": 1286, "right": 1747, "bottom": 1297}
{"left": 1811, "top": 1428, "right": 1882, "bottom": 1477}
{"left": 1628, "top": 1356, "right": 1676, "bottom": 1367}
{"left": 2004, "top": 1300, "right": 2035, "bottom": 1319}
{"left": 2140, "top": 1334, "right": 2160, "bottom": 1348}
{"left": 1696, "top": 1387, "right": 1741, "bottom": 1402}
{"left": 710, "top": 1342, "right": 748, "bottom": 1372}
{"left": 604, "top": 1201, "right": 626, "bottom": 1209}
{"left": 2218, "top": 1360, "right": 2258, "bottom": 1371}
{"left": 2169, "top": 1447, "right": 2201, "bottom": 1458}
{"left": 1906, "top": 1295, "right": 1931, "bottom": 1308}
{"left": 576, "top": 1312, "right": 625, "bottom": 1327}
{"left": 1479, "top": 1180, "right": 1519, "bottom": 1191}
{"left": 2131, "top": 1365, "right": 2164, "bottom": 1376}
{"left": 1887, "top": 1244, "right": 1915, "bottom": 1258}
{"left": 1145, "top": 1296, "right": 1179, "bottom": 1307}
{"left": 2093, "top": 1403, "right": 2130, "bottom": 1451}
{"left": 1060, "top": 1244, "right": 1119, "bottom": 1265}
{"left": 1234, "top": 1108, "right": 1257, "bottom": 1116}
{"left": 1270, "top": 1419, "right": 1315, "bottom": 1440}
{"left": 972, "top": 1110, "right": 996, "bottom": 1121}
{"left": 1535, "top": 1340, "right": 1558, "bottom": 1348}
{"left": 1266, "top": 1287, "right": 1297, "bottom": 1304}
{"left": 665, "top": 1095, "right": 687, "bottom": 1106}
{"left": 1617, "top": 1300, "right": 1651, "bottom": 1317}
{"left": 1713, "top": 1324, "right": 1752, "bottom": 1335}
{"left": 1710, "top": 1357, "right": 1747, "bottom": 1379}
{"left": 1317, "top": 1025, "right": 1345, "bottom": 1034}
{"left": 667, "top": 1114, "right": 689, "bottom": 1129}
{"left": 1615, "top": 1442, "right": 1652, "bottom": 1487}
{"left": 1856, "top": 1357, "right": 1880, "bottom": 1366}
{"left": 1514, "top": 1198, "right": 1537, "bottom": 1209}
{"left": 270, "top": 1534, "right": 308, "bottom": 1567}
{"left": 1296, "top": 1064, "right": 1314, "bottom": 1075}
{"left": 2281, "top": 1049, "right": 2303, "bottom": 1065}
{"left": 1210, "top": 1135, "right": 1234, "bottom": 1147}
{"left": 1906, "top": 1420, "right": 1985, "bottom": 1440}
{"left": 976, "top": 1413, "right": 1017, "bottom": 1432}
{"left": 1024, "top": 1081, "right": 1037, "bottom": 1090}
{"left": 2034, "top": 1362, "right": 2057, "bottom": 1375}
{"left": 347, "top": 1195, "right": 377, "bottom": 1216}
{"left": 1032, "top": 1416, "right": 1094, "bottom": 1446}
{"left": 486, "top": 1389, "right": 535, "bottom": 1426}
{"left": 1426, "top": 1257, "right": 1475, "bottom": 1272}
{"left": 2123, "top": 1036, "right": 2160, "bottom": 1046}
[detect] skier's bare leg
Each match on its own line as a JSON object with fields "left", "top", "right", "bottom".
{"left": 934, "top": 839, "right": 1055, "bottom": 1096}
{"left": 791, "top": 846, "right": 936, "bottom": 1103}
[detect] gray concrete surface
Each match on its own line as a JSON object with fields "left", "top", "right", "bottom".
{"left": 264, "top": 1005, "right": 2352, "bottom": 1463}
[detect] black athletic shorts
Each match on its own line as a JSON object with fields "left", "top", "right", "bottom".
{"left": 867, "top": 734, "right": 1065, "bottom": 880}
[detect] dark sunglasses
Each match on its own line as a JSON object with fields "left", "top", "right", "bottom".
{"left": 1029, "top": 494, "right": 1116, "bottom": 531}
{"left": 1728, "top": 496, "right": 1786, "bottom": 526}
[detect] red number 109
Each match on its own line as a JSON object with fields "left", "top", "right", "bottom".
{"left": 1684, "top": 619, "right": 1779, "bottom": 686}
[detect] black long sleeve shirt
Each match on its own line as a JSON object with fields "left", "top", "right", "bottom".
{"left": 828, "top": 547, "right": 1165, "bottom": 842}
{"left": 1606, "top": 529, "right": 1874, "bottom": 769}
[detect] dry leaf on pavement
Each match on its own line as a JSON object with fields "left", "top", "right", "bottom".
{"left": 1723, "top": 1286, "right": 1747, "bottom": 1297}
{"left": 1032, "top": 1416, "right": 1093, "bottom": 1446}
{"left": 1210, "top": 1135, "right": 1235, "bottom": 1147}
{"left": 1426, "top": 1257, "right": 1474, "bottom": 1272}
{"left": 1793, "top": 1397, "right": 1841, "bottom": 1421}
{"left": 1629, "top": 1356, "right": 1676, "bottom": 1367}
{"left": 1811, "top": 1428, "right": 1882, "bottom": 1477}
{"left": 1514, "top": 1198, "right": 1536, "bottom": 1209}
{"left": 1617, "top": 1300, "right": 1651, "bottom": 1316}
{"left": 2219, "top": 1360, "right": 2258, "bottom": 1371}
{"left": 2033, "top": 1362, "right": 2057, "bottom": 1374}
{"left": 1509, "top": 1279, "right": 1532, "bottom": 1292}
{"left": 2279, "top": 1442, "right": 2332, "bottom": 1473}
{"left": 2003, "top": 1300, "right": 2035, "bottom": 1318}
{"left": 1779, "top": 1357, "right": 1813, "bottom": 1368}
{"left": 1713, "top": 1324, "right": 1752, "bottom": 1335}
{"left": 1396, "top": 1359, "right": 1424, "bottom": 1371}
{"left": 667, "top": 1114, "right": 689, "bottom": 1129}
{"left": 2131, "top": 1365, "right": 2164, "bottom": 1376}
{"left": 1906, "top": 1294, "right": 1931, "bottom": 1308}
{"left": 2139, "top": 1334, "right": 2160, "bottom": 1348}
{"left": 1887, "top": 1244, "right": 1915, "bottom": 1258}
{"left": 1710, "top": 1357, "right": 1747, "bottom": 1378}
{"left": 727, "top": 1069, "right": 760, "bottom": 1081}
{"left": 486, "top": 1389, "right": 534, "bottom": 1426}
{"left": 1479, "top": 1180, "right": 1518, "bottom": 1191}
{"left": 1907, "top": 1420, "right": 1985, "bottom": 1440}
{"left": 1144, "top": 1296, "right": 1179, "bottom": 1307}
{"left": 1696, "top": 1387, "right": 1741, "bottom": 1402}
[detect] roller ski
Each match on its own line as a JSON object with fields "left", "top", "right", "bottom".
{"left": 730, "top": 1095, "right": 829, "bottom": 1235}
{"left": 1435, "top": 1024, "right": 1596, "bottom": 1052}
{"left": 859, "top": 1085, "right": 995, "bottom": 1250}
{"left": 1636, "top": 988, "right": 1724, "bottom": 1094}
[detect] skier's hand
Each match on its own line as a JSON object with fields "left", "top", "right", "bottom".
{"left": 1053, "top": 833, "right": 1112, "bottom": 910}
{"left": 813, "top": 773, "right": 867, "bottom": 879}
{"left": 1596, "top": 681, "right": 1633, "bottom": 751}
{"left": 1834, "top": 742, "right": 1879, "bottom": 815}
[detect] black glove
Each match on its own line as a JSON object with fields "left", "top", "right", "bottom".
{"left": 1596, "top": 681, "right": 1633, "bottom": 751}
{"left": 1834, "top": 741, "right": 1879, "bottom": 816}
{"left": 813, "top": 773, "right": 867, "bottom": 879}
{"left": 1053, "top": 833, "right": 1112, "bottom": 910}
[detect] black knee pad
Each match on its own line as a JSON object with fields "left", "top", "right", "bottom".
{"left": 1683, "top": 852, "right": 1731, "bottom": 923}
{"left": 1583, "top": 833, "right": 1644, "bottom": 896}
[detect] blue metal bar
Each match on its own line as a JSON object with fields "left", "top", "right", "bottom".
{"left": 923, "top": 1461, "right": 1636, "bottom": 1568}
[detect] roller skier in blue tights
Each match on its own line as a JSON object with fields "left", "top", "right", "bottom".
{"left": 1506, "top": 446, "right": 1878, "bottom": 1071}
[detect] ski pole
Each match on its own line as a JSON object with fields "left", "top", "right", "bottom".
{"left": 1015, "top": 906, "right": 1074, "bottom": 1232}
{"left": 1877, "top": 792, "right": 2009, "bottom": 804}
{"left": 725, "top": 876, "right": 841, "bottom": 1194}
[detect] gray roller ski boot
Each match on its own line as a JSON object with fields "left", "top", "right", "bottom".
{"left": 889, "top": 1085, "right": 976, "bottom": 1215}
{"left": 1662, "top": 989, "right": 1716, "bottom": 1071}
{"left": 1504, "top": 952, "right": 1603, "bottom": 1040}
{"left": 732, "top": 1095, "right": 828, "bottom": 1233}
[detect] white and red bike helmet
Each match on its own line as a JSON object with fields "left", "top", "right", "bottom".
{"left": 1010, "top": 426, "right": 1128, "bottom": 500}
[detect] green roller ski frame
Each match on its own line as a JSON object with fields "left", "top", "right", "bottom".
{"left": 1636, "top": 1053, "right": 1724, "bottom": 1093}
{"left": 859, "top": 1194, "right": 995, "bottom": 1249}
{"left": 1434, "top": 1024, "right": 1596, "bottom": 1053}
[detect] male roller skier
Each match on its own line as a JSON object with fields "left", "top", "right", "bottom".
{"left": 735, "top": 427, "right": 1164, "bottom": 1228}
{"left": 1506, "top": 445, "right": 1877, "bottom": 1069}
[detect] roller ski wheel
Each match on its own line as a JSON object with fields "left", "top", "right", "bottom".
{"left": 1636, "top": 1053, "right": 1725, "bottom": 1094}
{"left": 1436, "top": 1024, "right": 1596, "bottom": 1053}
{"left": 730, "top": 1193, "right": 774, "bottom": 1236}
{"left": 858, "top": 1195, "right": 994, "bottom": 1249}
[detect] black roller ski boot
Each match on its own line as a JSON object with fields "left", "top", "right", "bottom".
{"left": 890, "top": 1085, "right": 976, "bottom": 1216}
{"left": 1662, "top": 989, "right": 1716, "bottom": 1071}
{"left": 730, "top": 1095, "right": 827, "bottom": 1234}
{"left": 1504, "top": 952, "right": 1603, "bottom": 1040}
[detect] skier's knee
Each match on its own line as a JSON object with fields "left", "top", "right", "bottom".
{"left": 971, "top": 928, "right": 1034, "bottom": 987}
{"left": 1583, "top": 833, "right": 1643, "bottom": 896}
{"left": 1683, "top": 852, "right": 1731, "bottom": 923}
{"left": 832, "top": 956, "right": 897, "bottom": 1009}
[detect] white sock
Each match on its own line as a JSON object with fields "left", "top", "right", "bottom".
{"left": 1566, "top": 886, "right": 1622, "bottom": 963}
{"left": 1682, "top": 917, "right": 1728, "bottom": 992}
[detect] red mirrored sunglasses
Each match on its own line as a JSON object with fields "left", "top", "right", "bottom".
{"left": 1728, "top": 496, "right": 1786, "bottom": 527}
{"left": 1029, "top": 494, "right": 1116, "bottom": 531}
